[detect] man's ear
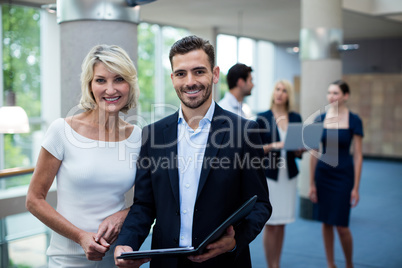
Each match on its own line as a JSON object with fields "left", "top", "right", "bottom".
{"left": 213, "top": 66, "right": 220, "bottom": 84}
{"left": 237, "top": 78, "right": 245, "bottom": 88}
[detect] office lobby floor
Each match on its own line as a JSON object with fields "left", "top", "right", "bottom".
{"left": 139, "top": 159, "right": 402, "bottom": 268}
{"left": 249, "top": 159, "right": 402, "bottom": 268}
{"left": 8, "top": 159, "right": 402, "bottom": 268}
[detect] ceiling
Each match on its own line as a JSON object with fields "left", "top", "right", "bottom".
{"left": 6, "top": 0, "right": 402, "bottom": 43}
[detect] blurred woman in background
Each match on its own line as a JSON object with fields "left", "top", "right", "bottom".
{"left": 256, "top": 80, "right": 304, "bottom": 268}
{"left": 309, "top": 80, "right": 363, "bottom": 268}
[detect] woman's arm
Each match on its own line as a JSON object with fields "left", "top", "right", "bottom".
{"left": 309, "top": 151, "right": 319, "bottom": 203}
{"left": 26, "top": 148, "right": 109, "bottom": 260}
{"left": 351, "top": 135, "right": 363, "bottom": 207}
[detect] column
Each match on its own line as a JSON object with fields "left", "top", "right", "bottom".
{"left": 298, "top": 0, "right": 343, "bottom": 219}
{"left": 57, "top": 0, "right": 140, "bottom": 119}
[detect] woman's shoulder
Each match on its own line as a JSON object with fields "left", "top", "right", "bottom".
{"left": 128, "top": 123, "right": 141, "bottom": 135}
{"left": 313, "top": 113, "right": 326, "bottom": 123}
{"left": 349, "top": 111, "right": 362, "bottom": 122}
{"left": 289, "top": 111, "right": 302, "bottom": 120}
{"left": 349, "top": 111, "right": 363, "bottom": 131}
{"left": 256, "top": 109, "right": 273, "bottom": 120}
{"left": 47, "top": 118, "right": 67, "bottom": 132}
{"left": 126, "top": 123, "right": 142, "bottom": 143}
{"left": 257, "top": 109, "right": 272, "bottom": 116}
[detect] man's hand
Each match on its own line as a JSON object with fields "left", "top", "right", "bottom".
{"left": 96, "top": 209, "right": 128, "bottom": 245}
{"left": 187, "top": 225, "right": 236, "bottom": 263}
{"left": 114, "top": 245, "right": 151, "bottom": 268}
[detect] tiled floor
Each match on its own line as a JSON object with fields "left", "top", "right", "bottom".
{"left": 7, "top": 159, "right": 402, "bottom": 268}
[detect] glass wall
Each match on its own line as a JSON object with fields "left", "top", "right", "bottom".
{"left": 1, "top": 4, "right": 41, "bottom": 186}
{"left": 136, "top": 23, "right": 189, "bottom": 125}
{"left": 216, "top": 34, "right": 275, "bottom": 116}
{"left": 0, "top": 5, "right": 46, "bottom": 268}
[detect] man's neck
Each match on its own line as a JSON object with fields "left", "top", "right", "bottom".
{"left": 229, "top": 88, "right": 244, "bottom": 102}
{"left": 182, "top": 99, "right": 212, "bottom": 130}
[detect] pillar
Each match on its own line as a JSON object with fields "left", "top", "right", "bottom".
{"left": 298, "top": 0, "right": 343, "bottom": 219}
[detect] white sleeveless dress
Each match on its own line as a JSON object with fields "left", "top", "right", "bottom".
{"left": 266, "top": 127, "right": 298, "bottom": 225}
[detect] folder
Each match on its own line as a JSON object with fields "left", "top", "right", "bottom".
{"left": 117, "top": 195, "right": 258, "bottom": 260}
{"left": 283, "top": 122, "right": 323, "bottom": 151}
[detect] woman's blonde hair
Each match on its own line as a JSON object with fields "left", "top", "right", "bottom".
{"left": 79, "top": 44, "right": 139, "bottom": 114}
{"left": 269, "top": 79, "right": 295, "bottom": 112}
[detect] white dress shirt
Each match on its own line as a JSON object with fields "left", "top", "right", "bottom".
{"left": 177, "top": 101, "right": 215, "bottom": 247}
{"left": 218, "top": 91, "right": 253, "bottom": 118}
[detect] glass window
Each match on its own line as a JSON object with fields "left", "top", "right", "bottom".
{"left": 1, "top": 4, "right": 41, "bottom": 187}
{"left": 217, "top": 34, "right": 275, "bottom": 115}
{"left": 137, "top": 23, "right": 189, "bottom": 124}
{"left": 238, "top": 37, "right": 255, "bottom": 67}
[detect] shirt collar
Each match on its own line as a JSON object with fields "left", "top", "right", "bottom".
{"left": 178, "top": 100, "right": 215, "bottom": 126}
{"left": 225, "top": 91, "right": 242, "bottom": 108}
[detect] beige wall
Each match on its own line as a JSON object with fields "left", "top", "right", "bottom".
{"left": 344, "top": 74, "right": 402, "bottom": 158}
{"left": 294, "top": 74, "right": 402, "bottom": 159}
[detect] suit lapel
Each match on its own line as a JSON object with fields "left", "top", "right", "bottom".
{"left": 163, "top": 112, "right": 180, "bottom": 206}
{"left": 196, "top": 104, "right": 228, "bottom": 198}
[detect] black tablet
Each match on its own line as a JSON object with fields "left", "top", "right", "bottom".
{"left": 117, "top": 195, "right": 258, "bottom": 260}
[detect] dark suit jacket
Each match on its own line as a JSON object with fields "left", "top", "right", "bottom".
{"left": 255, "top": 110, "right": 302, "bottom": 180}
{"left": 116, "top": 104, "right": 272, "bottom": 268}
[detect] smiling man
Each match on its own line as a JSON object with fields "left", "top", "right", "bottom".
{"left": 114, "top": 35, "right": 271, "bottom": 268}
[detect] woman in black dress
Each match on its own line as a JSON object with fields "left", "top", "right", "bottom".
{"left": 309, "top": 80, "right": 363, "bottom": 268}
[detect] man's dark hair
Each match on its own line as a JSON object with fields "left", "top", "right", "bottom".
{"left": 227, "top": 63, "right": 253, "bottom": 90}
{"left": 331, "top": 79, "right": 350, "bottom": 95}
{"left": 169, "top": 35, "right": 215, "bottom": 70}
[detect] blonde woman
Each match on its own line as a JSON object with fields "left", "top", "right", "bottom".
{"left": 26, "top": 45, "right": 142, "bottom": 267}
{"left": 256, "top": 80, "right": 303, "bottom": 268}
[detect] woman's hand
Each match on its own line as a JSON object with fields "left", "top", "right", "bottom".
{"left": 96, "top": 209, "right": 128, "bottom": 245}
{"left": 263, "top": 141, "right": 284, "bottom": 154}
{"left": 78, "top": 231, "right": 110, "bottom": 261}
{"left": 309, "top": 185, "right": 318, "bottom": 203}
{"left": 294, "top": 148, "right": 306, "bottom": 158}
{"left": 351, "top": 188, "right": 360, "bottom": 207}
